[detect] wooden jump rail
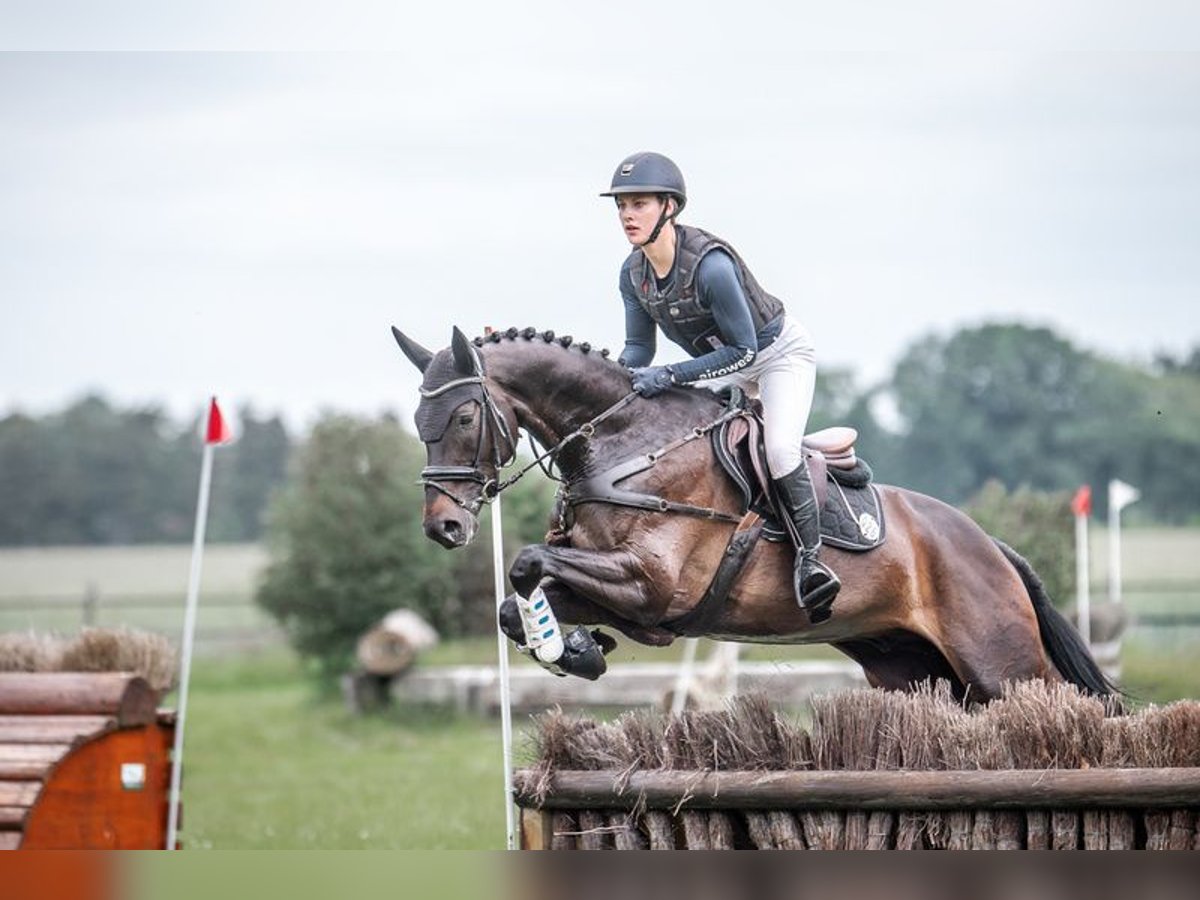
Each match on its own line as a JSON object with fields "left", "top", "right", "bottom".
{"left": 513, "top": 767, "right": 1200, "bottom": 849}
{"left": 515, "top": 768, "right": 1200, "bottom": 810}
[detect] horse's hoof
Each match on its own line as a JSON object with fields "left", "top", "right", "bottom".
{"left": 553, "top": 627, "right": 608, "bottom": 681}
{"left": 497, "top": 595, "right": 524, "bottom": 643}
{"left": 591, "top": 629, "right": 618, "bottom": 655}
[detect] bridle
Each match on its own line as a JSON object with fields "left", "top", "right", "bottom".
{"left": 417, "top": 373, "right": 518, "bottom": 515}
{"left": 418, "top": 361, "right": 641, "bottom": 516}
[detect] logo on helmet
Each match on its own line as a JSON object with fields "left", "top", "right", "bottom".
{"left": 620, "top": 163, "right": 635, "bottom": 176}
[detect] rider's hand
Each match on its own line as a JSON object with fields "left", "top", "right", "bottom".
{"left": 631, "top": 366, "right": 675, "bottom": 397}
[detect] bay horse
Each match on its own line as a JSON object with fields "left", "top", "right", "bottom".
{"left": 393, "top": 325, "right": 1116, "bottom": 703}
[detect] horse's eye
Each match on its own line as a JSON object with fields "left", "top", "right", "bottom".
{"left": 457, "top": 414, "right": 473, "bottom": 426}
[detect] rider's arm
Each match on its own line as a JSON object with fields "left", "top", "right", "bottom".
{"left": 668, "top": 250, "right": 758, "bottom": 384}
{"left": 618, "top": 262, "right": 656, "bottom": 368}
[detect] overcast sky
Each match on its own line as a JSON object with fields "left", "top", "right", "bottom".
{"left": 2, "top": 7, "right": 1198, "bottom": 432}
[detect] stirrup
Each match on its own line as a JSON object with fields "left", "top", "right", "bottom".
{"left": 797, "top": 561, "right": 840, "bottom": 624}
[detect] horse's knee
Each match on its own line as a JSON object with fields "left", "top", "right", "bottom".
{"left": 508, "top": 545, "right": 545, "bottom": 595}
{"left": 498, "top": 595, "right": 523, "bottom": 643}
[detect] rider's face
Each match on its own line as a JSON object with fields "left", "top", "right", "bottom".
{"left": 616, "top": 193, "right": 671, "bottom": 246}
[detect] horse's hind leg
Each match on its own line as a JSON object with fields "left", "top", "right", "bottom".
{"left": 924, "top": 579, "right": 1056, "bottom": 702}
{"left": 833, "top": 635, "right": 965, "bottom": 697}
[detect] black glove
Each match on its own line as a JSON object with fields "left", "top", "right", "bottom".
{"left": 631, "top": 366, "right": 674, "bottom": 397}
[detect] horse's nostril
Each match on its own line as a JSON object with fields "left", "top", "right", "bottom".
{"left": 442, "top": 520, "right": 462, "bottom": 539}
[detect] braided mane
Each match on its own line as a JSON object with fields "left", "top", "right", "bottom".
{"left": 471, "top": 326, "right": 619, "bottom": 369}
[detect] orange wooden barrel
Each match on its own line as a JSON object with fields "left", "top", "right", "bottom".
{"left": 0, "top": 672, "right": 175, "bottom": 849}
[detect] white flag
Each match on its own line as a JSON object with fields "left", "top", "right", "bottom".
{"left": 1109, "top": 479, "right": 1140, "bottom": 512}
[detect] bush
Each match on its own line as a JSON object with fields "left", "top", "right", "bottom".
{"left": 255, "top": 414, "right": 460, "bottom": 679}
{"left": 962, "top": 480, "right": 1074, "bottom": 610}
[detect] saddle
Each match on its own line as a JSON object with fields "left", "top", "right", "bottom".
{"left": 712, "top": 412, "right": 886, "bottom": 552}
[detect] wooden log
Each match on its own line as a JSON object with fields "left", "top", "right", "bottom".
{"left": 519, "top": 808, "right": 551, "bottom": 850}
{"left": 0, "top": 744, "right": 72, "bottom": 781}
{"left": 355, "top": 628, "right": 417, "bottom": 678}
{"left": 768, "top": 811, "right": 806, "bottom": 849}
{"left": 0, "top": 674, "right": 158, "bottom": 726}
{"left": 513, "top": 767, "right": 1200, "bottom": 811}
{"left": 607, "top": 812, "right": 647, "bottom": 850}
{"left": 0, "top": 716, "right": 111, "bottom": 745}
{"left": 0, "top": 782, "right": 40, "bottom": 808}
{"left": 745, "top": 812, "right": 775, "bottom": 848}
{"left": 643, "top": 810, "right": 675, "bottom": 849}
{"left": 576, "top": 810, "right": 609, "bottom": 850}
{"left": 356, "top": 610, "right": 438, "bottom": 677}
{"left": 0, "top": 806, "right": 29, "bottom": 828}
{"left": 545, "top": 812, "right": 575, "bottom": 850}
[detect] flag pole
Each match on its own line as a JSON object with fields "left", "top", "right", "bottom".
{"left": 479, "top": 325, "right": 517, "bottom": 850}
{"left": 490, "top": 493, "right": 518, "bottom": 850}
{"left": 1072, "top": 485, "right": 1093, "bottom": 647}
{"left": 167, "top": 398, "right": 230, "bottom": 850}
{"left": 1107, "top": 479, "right": 1140, "bottom": 605}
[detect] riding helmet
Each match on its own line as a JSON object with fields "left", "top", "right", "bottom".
{"left": 600, "top": 151, "right": 687, "bottom": 214}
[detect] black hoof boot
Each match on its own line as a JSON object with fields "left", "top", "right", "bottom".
{"left": 497, "top": 595, "right": 525, "bottom": 644}
{"left": 550, "top": 627, "right": 609, "bottom": 681}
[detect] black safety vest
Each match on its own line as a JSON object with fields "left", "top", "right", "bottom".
{"left": 625, "top": 224, "right": 785, "bottom": 357}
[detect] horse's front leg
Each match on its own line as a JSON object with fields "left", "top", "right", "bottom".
{"left": 509, "top": 543, "right": 672, "bottom": 625}
{"left": 500, "top": 543, "right": 677, "bottom": 680}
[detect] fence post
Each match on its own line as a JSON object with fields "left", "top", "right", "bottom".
{"left": 82, "top": 582, "right": 99, "bottom": 627}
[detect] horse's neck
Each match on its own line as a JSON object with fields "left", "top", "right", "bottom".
{"left": 484, "top": 346, "right": 629, "bottom": 447}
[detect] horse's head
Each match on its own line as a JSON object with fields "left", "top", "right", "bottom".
{"left": 392, "top": 326, "right": 517, "bottom": 548}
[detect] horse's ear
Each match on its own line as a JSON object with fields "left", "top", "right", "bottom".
{"left": 450, "top": 326, "right": 480, "bottom": 375}
{"left": 391, "top": 326, "right": 433, "bottom": 373}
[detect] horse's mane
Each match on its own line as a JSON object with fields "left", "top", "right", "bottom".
{"left": 471, "top": 327, "right": 622, "bottom": 371}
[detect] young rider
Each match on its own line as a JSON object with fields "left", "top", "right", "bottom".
{"left": 602, "top": 151, "right": 840, "bottom": 621}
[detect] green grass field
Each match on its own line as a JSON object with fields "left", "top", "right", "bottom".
{"left": 179, "top": 651, "right": 514, "bottom": 849}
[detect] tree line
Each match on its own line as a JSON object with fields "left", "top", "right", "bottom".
{"left": 0, "top": 395, "right": 289, "bottom": 545}
{"left": 0, "top": 322, "right": 1196, "bottom": 550}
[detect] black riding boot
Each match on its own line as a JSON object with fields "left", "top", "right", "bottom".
{"left": 773, "top": 461, "right": 841, "bottom": 623}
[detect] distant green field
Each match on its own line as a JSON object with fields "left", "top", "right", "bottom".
{"left": 0, "top": 543, "right": 277, "bottom": 654}
{"left": 1, "top": 528, "right": 1197, "bottom": 668}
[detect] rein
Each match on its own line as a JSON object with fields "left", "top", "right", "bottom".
{"left": 419, "top": 375, "right": 742, "bottom": 524}
{"left": 418, "top": 380, "right": 639, "bottom": 515}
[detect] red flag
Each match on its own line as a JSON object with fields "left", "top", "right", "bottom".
{"left": 1071, "top": 485, "right": 1092, "bottom": 517}
{"left": 205, "top": 397, "right": 234, "bottom": 445}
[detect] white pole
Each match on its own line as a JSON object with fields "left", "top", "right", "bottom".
{"left": 1108, "top": 497, "right": 1121, "bottom": 606}
{"left": 670, "top": 638, "right": 700, "bottom": 717}
{"left": 490, "top": 497, "right": 517, "bottom": 850}
{"left": 1075, "top": 510, "right": 1090, "bottom": 646}
{"left": 1108, "top": 480, "right": 1140, "bottom": 605}
{"left": 166, "top": 442, "right": 214, "bottom": 850}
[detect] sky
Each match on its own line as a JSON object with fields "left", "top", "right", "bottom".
{"left": 2, "top": 5, "right": 1198, "bottom": 433}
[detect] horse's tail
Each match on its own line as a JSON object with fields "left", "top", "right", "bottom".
{"left": 993, "top": 537, "right": 1122, "bottom": 700}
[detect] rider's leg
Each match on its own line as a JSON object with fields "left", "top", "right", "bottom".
{"left": 754, "top": 319, "right": 840, "bottom": 620}
{"left": 773, "top": 461, "right": 840, "bottom": 620}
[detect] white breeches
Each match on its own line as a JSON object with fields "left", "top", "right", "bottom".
{"left": 701, "top": 316, "right": 816, "bottom": 477}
